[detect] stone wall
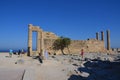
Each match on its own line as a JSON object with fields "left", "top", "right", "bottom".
{"left": 44, "top": 38, "right": 107, "bottom": 54}
{"left": 69, "top": 39, "right": 105, "bottom": 53}
{"left": 43, "top": 31, "right": 58, "bottom": 39}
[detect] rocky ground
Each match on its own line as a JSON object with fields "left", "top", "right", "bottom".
{"left": 0, "top": 52, "right": 120, "bottom": 80}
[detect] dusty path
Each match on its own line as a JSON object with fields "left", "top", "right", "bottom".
{"left": 0, "top": 53, "right": 75, "bottom": 80}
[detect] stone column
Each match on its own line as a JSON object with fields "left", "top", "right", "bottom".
{"left": 107, "top": 30, "right": 110, "bottom": 50}
{"left": 39, "top": 31, "right": 42, "bottom": 54}
{"left": 41, "top": 31, "right": 44, "bottom": 56}
{"left": 37, "top": 31, "right": 41, "bottom": 54}
{"left": 28, "top": 24, "right": 32, "bottom": 56}
{"left": 96, "top": 32, "right": 99, "bottom": 40}
{"left": 101, "top": 31, "right": 104, "bottom": 41}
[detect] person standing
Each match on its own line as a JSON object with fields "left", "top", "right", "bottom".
{"left": 21, "top": 49, "right": 24, "bottom": 56}
{"left": 44, "top": 50, "right": 48, "bottom": 60}
{"left": 38, "top": 53, "right": 43, "bottom": 63}
{"left": 9, "top": 49, "right": 13, "bottom": 57}
{"left": 18, "top": 49, "right": 21, "bottom": 57}
{"left": 80, "top": 49, "right": 84, "bottom": 59}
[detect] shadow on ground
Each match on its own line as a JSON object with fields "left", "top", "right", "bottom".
{"left": 68, "top": 59, "right": 120, "bottom": 80}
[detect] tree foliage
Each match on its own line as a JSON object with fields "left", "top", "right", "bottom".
{"left": 53, "top": 36, "right": 71, "bottom": 54}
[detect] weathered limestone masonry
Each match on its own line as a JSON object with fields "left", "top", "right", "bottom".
{"left": 28, "top": 24, "right": 58, "bottom": 56}
{"left": 96, "top": 32, "right": 99, "bottom": 40}
{"left": 28, "top": 24, "right": 44, "bottom": 56}
{"left": 107, "top": 30, "right": 110, "bottom": 50}
{"left": 101, "top": 31, "right": 104, "bottom": 41}
{"left": 28, "top": 24, "right": 111, "bottom": 56}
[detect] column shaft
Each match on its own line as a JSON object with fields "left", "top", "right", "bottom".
{"left": 101, "top": 31, "right": 104, "bottom": 41}
{"left": 41, "top": 32, "right": 44, "bottom": 56}
{"left": 28, "top": 26, "right": 32, "bottom": 56}
{"left": 37, "top": 31, "right": 40, "bottom": 53}
{"left": 107, "top": 30, "right": 110, "bottom": 50}
{"left": 96, "top": 32, "right": 99, "bottom": 40}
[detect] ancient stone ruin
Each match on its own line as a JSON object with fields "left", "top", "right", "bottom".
{"left": 28, "top": 24, "right": 111, "bottom": 56}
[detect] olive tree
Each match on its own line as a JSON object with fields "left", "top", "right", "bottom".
{"left": 53, "top": 36, "right": 71, "bottom": 54}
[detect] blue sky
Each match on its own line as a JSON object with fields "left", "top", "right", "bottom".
{"left": 0, "top": 0, "right": 120, "bottom": 51}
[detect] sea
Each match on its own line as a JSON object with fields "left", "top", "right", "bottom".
{"left": 0, "top": 49, "right": 27, "bottom": 53}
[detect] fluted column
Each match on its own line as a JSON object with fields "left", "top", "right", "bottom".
{"left": 107, "top": 30, "right": 110, "bottom": 50}
{"left": 101, "top": 31, "right": 104, "bottom": 41}
{"left": 96, "top": 32, "right": 99, "bottom": 40}
{"left": 37, "top": 31, "right": 41, "bottom": 53}
{"left": 41, "top": 31, "right": 44, "bottom": 56}
{"left": 28, "top": 24, "right": 32, "bottom": 56}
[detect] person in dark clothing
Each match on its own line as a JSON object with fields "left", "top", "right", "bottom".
{"left": 18, "top": 50, "right": 21, "bottom": 57}
{"left": 38, "top": 53, "right": 43, "bottom": 63}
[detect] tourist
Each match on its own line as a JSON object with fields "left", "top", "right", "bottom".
{"left": 38, "top": 53, "right": 43, "bottom": 63}
{"left": 9, "top": 49, "right": 13, "bottom": 57}
{"left": 80, "top": 49, "right": 84, "bottom": 59}
{"left": 44, "top": 50, "right": 48, "bottom": 60}
{"left": 21, "top": 49, "right": 24, "bottom": 56}
{"left": 18, "top": 49, "right": 21, "bottom": 57}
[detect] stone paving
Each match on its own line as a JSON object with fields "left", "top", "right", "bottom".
{"left": 0, "top": 52, "right": 120, "bottom": 80}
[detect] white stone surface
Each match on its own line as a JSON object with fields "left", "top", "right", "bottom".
{"left": 0, "top": 52, "right": 120, "bottom": 80}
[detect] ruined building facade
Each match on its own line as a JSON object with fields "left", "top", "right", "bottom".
{"left": 28, "top": 24, "right": 111, "bottom": 56}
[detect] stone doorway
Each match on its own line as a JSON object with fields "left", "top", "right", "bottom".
{"left": 28, "top": 24, "right": 44, "bottom": 56}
